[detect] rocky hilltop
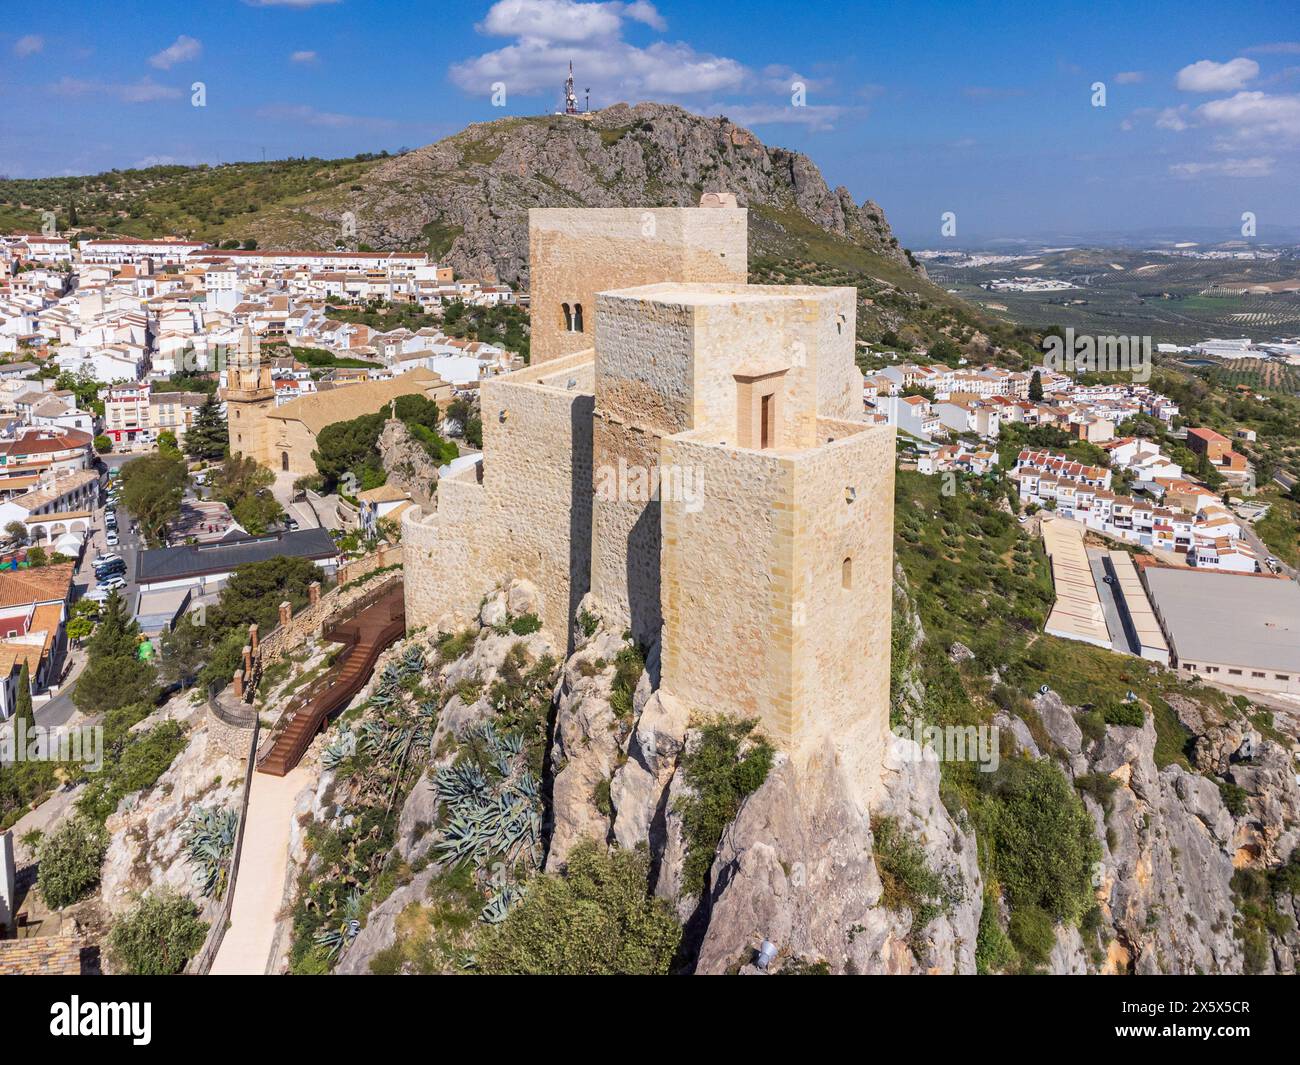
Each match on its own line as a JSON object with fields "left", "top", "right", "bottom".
{"left": 249, "top": 102, "right": 922, "bottom": 289}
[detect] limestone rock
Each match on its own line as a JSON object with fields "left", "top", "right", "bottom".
{"left": 506, "top": 579, "right": 538, "bottom": 618}
{"left": 691, "top": 737, "right": 981, "bottom": 975}
{"left": 377, "top": 420, "right": 438, "bottom": 509}
{"left": 243, "top": 102, "right": 925, "bottom": 302}
{"left": 99, "top": 723, "right": 242, "bottom": 921}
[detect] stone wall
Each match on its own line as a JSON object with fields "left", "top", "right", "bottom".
{"left": 403, "top": 353, "right": 595, "bottom": 647}
{"left": 660, "top": 419, "right": 895, "bottom": 808}
{"left": 529, "top": 207, "right": 747, "bottom": 364}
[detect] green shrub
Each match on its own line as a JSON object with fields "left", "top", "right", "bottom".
{"left": 77, "top": 721, "right": 187, "bottom": 825}
{"left": 476, "top": 841, "right": 681, "bottom": 974}
{"left": 1218, "top": 780, "right": 1249, "bottom": 817}
{"left": 436, "top": 627, "right": 477, "bottom": 663}
{"left": 674, "top": 718, "right": 774, "bottom": 896}
{"left": 1075, "top": 771, "right": 1120, "bottom": 811}
{"left": 872, "top": 814, "right": 959, "bottom": 942}
{"left": 975, "top": 888, "right": 1016, "bottom": 974}
{"left": 608, "top": 643, "right": 645, "bottom": 720}
{"left": 577, "top": 609, "right": 600, "bottom": 638}
{"left": 594, "top": 778, "right": 612, "bottom": 818}
{"left": 978, "top": 757, "right": 1100, "bottom": 925}
{"left": 1008, "top": 903, "right": 1056, "bottom": 968}
{"left": 1101, "top": 699, "right": 1145, "bottom": 728}
{"left": 109, "top": 890, "right": 209, "bottom": 974}
{"left": 37, "top": 816, "right": 108, "bottom": 909}
{"left": 509, "top": 613, "right": 542, "bottom": 636}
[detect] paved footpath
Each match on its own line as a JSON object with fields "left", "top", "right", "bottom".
{"left": 209, "top": 764, "right": 313, "bottom": 975}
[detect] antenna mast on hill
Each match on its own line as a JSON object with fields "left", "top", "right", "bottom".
{"left": 565, "top": 61, "right": 579, "bottom": 115}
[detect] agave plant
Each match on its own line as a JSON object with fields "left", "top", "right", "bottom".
{"left": 321, "top": 728, "right": 358, "bottom": 770}
{"left": 181, "top": 805, "right": 238, "bottom": 898}
{"left": 399, "top": 645, "right": 425, "bottom": 678}
{"left": 313, "top": 888, "right": 365, "bottom": 959}
{"left": 481, "top": 883, "right": 526, "bottom": 924}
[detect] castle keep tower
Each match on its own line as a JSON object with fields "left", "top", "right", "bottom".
{"left": 528, "top": 204, "right": 746, "bottom": 365}
{"left": 404, "top": 198, "right": 896, "bottom": 802}
{"left": 221, "top": 324, "right": 275, "bottom": 463}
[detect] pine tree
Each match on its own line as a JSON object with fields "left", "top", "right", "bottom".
{"left": 185, "top": 394, "right": 228, "bottom": 460}
{"left": 1029, "top": 370, "right": 1043, "bottom": 402}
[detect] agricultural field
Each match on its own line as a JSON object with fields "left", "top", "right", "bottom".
{"left": 934, "top": 247, "right": 1300, "bottom": 345}
{"left": 1187, "top": 358, "right": 1300, "bottom": 395}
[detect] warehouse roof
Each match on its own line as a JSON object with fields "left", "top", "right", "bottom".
{"left": 1142, "top": 567, "right": 1300, "bottom": 675}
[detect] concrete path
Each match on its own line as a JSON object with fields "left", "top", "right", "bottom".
{"left": 209, "top": 764, "right": 312, "bottom": 975}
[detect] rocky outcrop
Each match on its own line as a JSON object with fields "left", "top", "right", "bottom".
{"left": 247, "top": 102, "right": 924, "bottom": 288}
{"left": 1027, "top": 687, "right": 1300, "bottom": 974}
{"left": 99, "top": 721, "right": 243, "bottom": 921}
{"left": 686, "top": 737, "right": 981, "bottom": 975}
{"left": 377, "top": 419, "right": 440, "bottom": 509}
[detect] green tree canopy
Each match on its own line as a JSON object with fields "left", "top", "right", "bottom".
{"left": 184, "top": 393, "right": 228, "bottom": 460}
{"left": 121, "top": 452, "right": 187, "bottom": 545}
{"left": 311, "top": 394, "right": 456, "bottom": 494}
{"left": 73, "top": 591, "right": 158, "bottom": 714}
{"left": 211, "top": 453, "right": 282, "bottom": 535}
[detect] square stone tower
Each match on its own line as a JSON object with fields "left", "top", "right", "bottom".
{"left": 528, "top": 206, "right": 747, "bottom": 365}
{"left": 590, "top": 282, "right": 865, "bottom": 646}
{"left": 405, "top": 200, "right": 896, "bottom": 804}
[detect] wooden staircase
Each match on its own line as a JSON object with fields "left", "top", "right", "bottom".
{"left": 256, "top": 582, "right": 406, "bottom": 777}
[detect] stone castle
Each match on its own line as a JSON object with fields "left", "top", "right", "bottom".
{"left": 403, "top": 197, "right": 896, "bottom": 801}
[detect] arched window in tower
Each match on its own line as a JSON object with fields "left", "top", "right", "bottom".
{"left": 573, "top": 303, "right": 584, "bottom": 332}
{"left": 842, "top": 557, "right": 853, "bottom": 589}
{"left": 562, "top": 303, "right": 573, "bottom": 331}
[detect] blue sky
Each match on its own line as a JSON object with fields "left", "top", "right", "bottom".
{"left": 2, "top": 0, "right": 1297, "bottom": 245}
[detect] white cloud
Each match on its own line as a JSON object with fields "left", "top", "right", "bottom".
{"left": 1155, "top": 106, "right": 1190, "bottom": 131}
{"left": 50, "top": 76, "right": 183, "bottom": 103}
{"left": 1175, "top": 57, "right": 1258, "bottom": 92}
{"left": 1114, "top": 71, "right": 1144, "bottom": 84}
{"left": 256, "top": 103, "right": 396, "bottom": 129}
{"left": 289, "top": 50, "right": 319, "bottom": 63}
{"left": 622, "top": 1, "right": 666, "bottom": 31}
{"left": 1169, "top": 157, "right": 1275, "bottom": 178}
{"left": 13, "top": 34, "right": 44, "bottom": 58}
{"left": 452, "top": 0, "right": 745, "bottom": 101}
{"left": 150, "top": 35, "right": 202, "bottom": 70}
{"left": 1196, "top": 90, "right": 1300, "bottom": 146}
{"left": 1245, "top": 42, "right": 1300, "bottom": 55}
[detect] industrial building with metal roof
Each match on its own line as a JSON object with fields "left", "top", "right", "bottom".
{"left": 1141, "top": 566, "right": 1300, "bottom": 696}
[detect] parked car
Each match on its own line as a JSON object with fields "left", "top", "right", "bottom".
{"left": 95, "top": 562, "right": 126, "bottom": 579}
{"left": 93, "top": 553, "right": 123, "bottom": 568}
{"left": 284, "top": 517, "right": 299, "bottom": 531}
{"left": 99, "top": 575, "right": 126, "bottom": 591}
{"left": 105, "top": 531, "right": 119, "bottom": 547}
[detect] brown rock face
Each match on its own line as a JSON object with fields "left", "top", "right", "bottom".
{"left": 246, "top": 102, "right": 922, "bottom": 287}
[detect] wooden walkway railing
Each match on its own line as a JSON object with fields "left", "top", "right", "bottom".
{"left": 255, "top": 581, "right": 405, "bottom": 777}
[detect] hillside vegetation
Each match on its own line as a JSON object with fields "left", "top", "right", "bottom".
{"left": 0, "top": 103, "right": 1025, "bottom": 350}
